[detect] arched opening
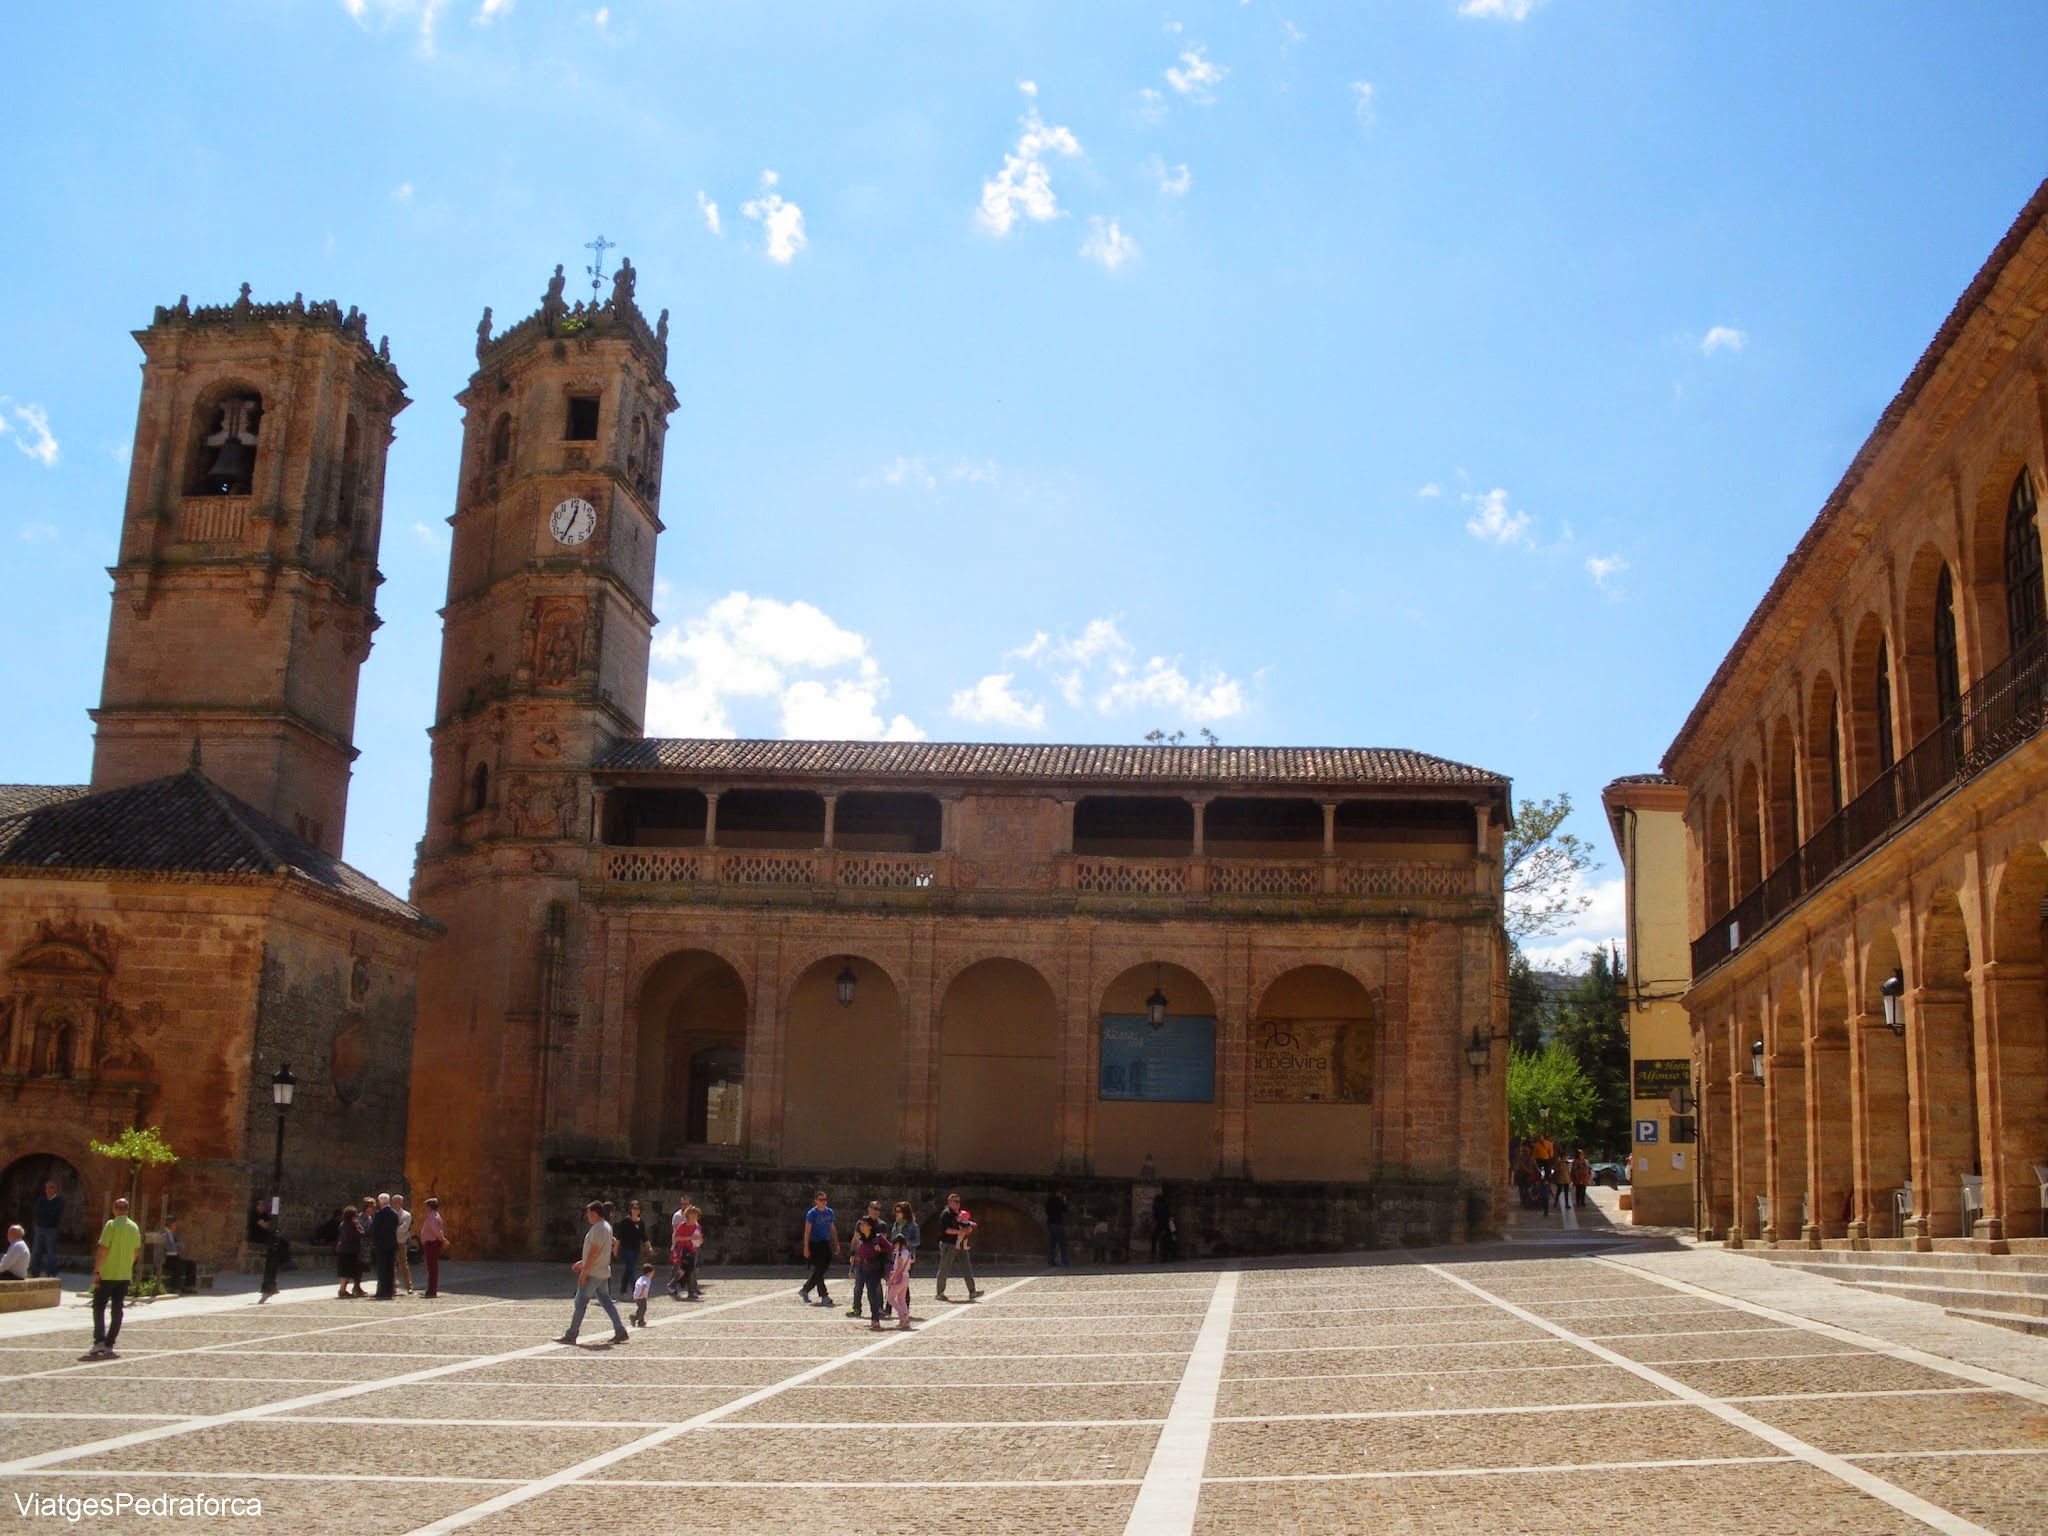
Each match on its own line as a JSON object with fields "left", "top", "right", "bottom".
{"left": 1249, "top": 965, "right": 1376, "bottom": 1181}
{"left": 1095, "top": 962, "right": 1217, "bottom": 1178}
{"left": 1901, "top": 544, "right": 1959, "bottom": 743}
{"left": 189, "top": 389, "right": 263, "bottom": 497}
{"left": 1845, "top": 615, "right": 1896, "bottom": 788}
{"left": 1765, "top": 718, "right": 1800, "bottom": 868}
{"left": 1935, "top": 566, "right": 1963, "bottom": 721}
{"left": 1735, "top": 762, "right": 1764, "bottom": 894}
{"left": 1765, "top": 985, "right": 1806, "bottom": 1239}
{"left": 1735, "top": 1013, "right": 1766, "bottom": 1238}
{"left": 783, "top": 956, "right": 903, "bottom": 1170}
{"left": 2006, "top": 469, "right": 2046, "bottom": 655}
{"left": 1808, "top": 963, "right": 1852, "bottom": 1238}
{"left": 1701, "top": 1030, "right": 1734, "bottom": 1236}
{"left": 936, "top": 959, "right": 1060, "bottom": 1175}
{"left": 1988, "top": 843, "right": 2048, "bottom": 1233}
{"left": 1704, "top": 795, "right": 1731, "bottom": 917}
{"left": 490, "top": 413, "right": 512, "bottom": 466}
{"left": 1, "top": 1154, "right": 91, "bottom": 1250}
{"left": 1859, "top": 925, "right": 1911, "bottom": 1234}
{"left": 469, "top": 762, "right": 490, "bottom": 816}
{"left": 1918, "top": 891, "right": 1981, "bottom": 1236}
{"left": 1803, "top": 674, "right": 1844, "bottom": 827}
{"left": 631, "top": 949, "right": 748, "bottom": 1158}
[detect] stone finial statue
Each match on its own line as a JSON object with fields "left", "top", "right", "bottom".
{"left": 542, "top": 264, "right": 568, "bottom": 331}
{"left": 656, "top": 308, "right": 670, "bottom": 350}
{"left": 610, "top": 256, "right": 636, "bottom": 309}
{"left": 475, "top": 305, "right": 494, "bottom": 360}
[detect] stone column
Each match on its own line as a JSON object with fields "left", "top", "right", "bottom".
{"left": 1978, "top": 959, "right": 2044, "bottom": 1244}
{"left": 1058, "top": 927, "right": 1095, "bottom": 1173}
{"left": 703, "top": 790, "right": 720, "bottom": 851}
{"left": 1214, "top": 928, "right": 1251, "bottom": 1179}
{"left": 1191, "top": 798, "right": 1207, "bottom": 857}
{"left": 898, "top": 925, "right": 937, "bottom": 1171}
{"left": 821, "top": 794, "right": 837, "bottom": 850}
{"left": 1846, "top": 1011, "right": 1880, "bottom": 1245}
{"left": 1321, "top": 801, "right": 1337, "bottom": 857}
{"left": 743, "top": 923, "right": 783, "bottom": 1163}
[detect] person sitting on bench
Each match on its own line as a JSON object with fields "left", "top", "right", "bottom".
{"left": 160, "top": 1216, "right": 197, "bottom": 1293}
{"left": 0, "top": 1226, "right": 28, "bottom": 1281}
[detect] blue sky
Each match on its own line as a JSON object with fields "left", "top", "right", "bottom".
{"left": 4, "top": 2, "right": 2047, "bottom": 967}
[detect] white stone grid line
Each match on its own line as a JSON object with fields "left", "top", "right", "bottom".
{"left": 1121, "top": 1269, "right": 1237, "bottom": 1536}
{"left": 1590, "top": 1252, "right": 2048, "bottom": 1408}
{"left": 1423, "top": 1262, "right": 2000, "bottom": 1536}
{"left": 0, "top": 1284, "right": 793, "bottom": 1478}
{"left": 399, "top": 1274, "right": 1043, "bottom": 1535}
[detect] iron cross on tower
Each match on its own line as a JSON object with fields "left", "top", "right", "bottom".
{"left": 584, "top": 234, "right": 615, "bottom": 300}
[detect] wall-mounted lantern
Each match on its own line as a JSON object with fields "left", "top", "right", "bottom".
{"left": 1880, "top": 968, "right": 1906, "bottom": 1037}
{"left": 1750, "top": 1039, "right": 1765, "bottom": 1082}
{"left": 835, "top": 959, "right": 858, "bottom": 1008}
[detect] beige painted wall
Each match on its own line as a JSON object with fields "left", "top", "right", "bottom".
{"left": 1249, "top": 966, "right": 1376, "bottom": 1182}
{"left": 782, "top": 957, "right": 902, "bottom": 1169}
{"left": 1093, "top": 965, "right": 1217, "bottom": 1179}
{"left": 937, "top": 959, "right": 1059, "bottom": 1175}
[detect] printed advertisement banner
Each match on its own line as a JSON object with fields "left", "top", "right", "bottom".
{"left": 1099, "top": 1014, "right": 1216, "bottom": 1103}
{"left": 1252, "top": 1017, "right": 1374, "bottom": 1103}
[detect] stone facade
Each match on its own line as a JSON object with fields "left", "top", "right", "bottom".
{"left": 1667, "top": 179, "right": 2048, "bottom": 1251}
{"left": 407, "top": 269, "right": 1514, "bottom": 1260}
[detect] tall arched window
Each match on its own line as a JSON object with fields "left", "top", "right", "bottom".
{"left": 1934, "top": 565, "right": 1962, "bottom": 721}
{"left": 1825, "top": 707, "right": 1843, "bottom": 819}
{"left": 2007, "top": 469, "right": 2045, "bottom": 652}
{"left": 1874, "top": 638, "right": 1895, "bottom": 772}
{"left": 490, "top": 414, "right": 512, "bottom": 466}
{"left": 470, "top": 762, "right": 490, "bottom": 815}
{"left": 335, "top": 417, "right": 361, "bottom": 532}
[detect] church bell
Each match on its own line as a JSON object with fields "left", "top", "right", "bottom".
{"left": 205, "top": 436, "right": 255, "bottom": 491}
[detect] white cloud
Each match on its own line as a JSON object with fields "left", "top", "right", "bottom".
{"left": 1135, "top": 87, "right": 1168, "bottom": 125}
{"left": 1701, "top": 325, "right": 1748, "bottom": 356}
{"left": 1417, "top": 482, "right": 1442, "bottom": 499}
{"left": 1463, "top": 486, "right": 1531, "bottom": 546}
{"left": 337, "top": 0, "right": 449, "bottom": 55}
{"left": 696, "top": 190, "right": 723, "bottom": 236}
{"left": 0, "top": 400, "right": 59, "bottom": 467}
{"left": 645, "top": 590, "right": 922, "bottom": 741}
{"left": 593, "top": 6, "right": 608, "bottom": 31}
{"left": 868, "top": 456, "right": 998, "bottom": 491}
{"left": 1148, "top": 156, "right": 1191, "bottom": 196}
{"left": 950, "top": 673, "right": 1046, "bottom": 729}
{"left": 411, "top": 520, "right": 445, "bottom": 546}
{"left": 742, "top": 172, "right": 806, "bottom": 264}
{"left": 1520, "top": 875, "right": 1627, "bottom": 974}
{"left": 1283, "top": 20, "right": 1307, "bottom": 45}
{"left": 1014, "top": 618, "right": 1250, "bottom": 724}
{"left": 393, "top": 182, "right": 414, "bottom": 202}
{"left": 1018, "top": 79, "right": 1037, "bottom": 97}
{"left": 1458, "top": 0, "right": 1541, "bottom": 19}
{"left": 1586, "top": 553, "right": 1629, "bottom": 590}
{"left": 1165, "top": 45, "right": 1226, "bottom": 102}
{"left": 475, "top": 0, "right": 512, "bottom": 22}
{"left": 978, "top": 107, "right": 1083, "bottom": 236}
{"left": 1350, "top": 81, "right": 1376, "bottom": 127}
{"left": 1081, "top": 217, "right": 1139, "bottom": 270}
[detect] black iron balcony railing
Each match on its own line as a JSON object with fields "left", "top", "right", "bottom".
{"left": 1691, "top": 632, "right": 2048, "bottom": 977}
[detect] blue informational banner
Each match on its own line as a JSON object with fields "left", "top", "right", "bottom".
{"left": 1099, "top": 1014, "right": 1216, "bottom": 1103}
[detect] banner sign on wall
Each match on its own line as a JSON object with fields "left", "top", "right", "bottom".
{"left": 1633, "top": 1058, "right": 1691, "bottom": 1100}
{"left": 1252, "top": 1018, "right": 1374, "bottom": 1103}
{"left": 1099, "top": 1014, "right": 1216, "bottom": 1103}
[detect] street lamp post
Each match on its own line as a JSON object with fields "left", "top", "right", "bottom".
{"left": 258, "top": 1063, "right": 296, "bottom": 1303}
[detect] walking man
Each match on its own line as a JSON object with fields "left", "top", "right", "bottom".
{"left": 1044, "top": 1187, "right": 1069, "bottom": 1268}
{"left": 798, "top": 1191, "right": 838, "bottom": 1307}
{"left": 556, "top": 1200, "right": 629, "bottom": 1345}
{"left": 370, "top": 1193, "right": 400, "bottom": 1299}
{"left": 418, "top": 1197, "right": 446, "bottom": 1298}
{"left": 392, "top": 1195, "right": 414, "bottom": 1294}
{"left": 30, "top": 1180, "right": 63, "bottom": 1278}
{"left": 82, "top": 1196, "right": 142, "bottom": 1361}
{"left": 934, "top": 1192, "right": 979, "bottom": 1302}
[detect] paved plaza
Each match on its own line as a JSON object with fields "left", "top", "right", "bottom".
{"left": 6, "top": 1232, "right": 2048, "bottom": 1535}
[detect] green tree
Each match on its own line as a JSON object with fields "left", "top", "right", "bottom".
{"left": 1506, "top": 946, "right": 1552, "bottom": 1055}
{"left": 88, "top": 1124, "right": 179, "bottom": 1210}
{"left": 1551, "top": 947, "right": 1631, "bottom": 1156}
{"left": 1502, "top": 793, "right": 1599, "bottom": 940}
{"left": 1507, "top": 1042, "right": 1597, "bottom": 1146}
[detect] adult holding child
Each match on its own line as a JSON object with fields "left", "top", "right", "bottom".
{"left": 934, "top": 1192, "right": 979, "bottom": 1303}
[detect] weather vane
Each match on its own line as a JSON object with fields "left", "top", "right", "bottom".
{"left": 584, "top": 234, "right": 615, "bottom": 300}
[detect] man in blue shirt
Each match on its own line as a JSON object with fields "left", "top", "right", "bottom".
{"left": 30, "top": 1182, "right": 63, "bottom": 1278}
{"left": 797, "top": 1191, "right": 837, "bottom": 1307}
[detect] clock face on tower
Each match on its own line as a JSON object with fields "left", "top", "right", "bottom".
{"left": 548, "top": 497, "right": 597, "bottom": 547}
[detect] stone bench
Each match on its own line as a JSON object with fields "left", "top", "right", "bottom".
{"left": 0, "top": 1278, "right": 61, "bottom": 1313}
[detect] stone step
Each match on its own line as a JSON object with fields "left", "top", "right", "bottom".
{"left": 1845, "top": 1278, "right": 2048, "bottom": 1318}
{"left": 1775, "top": 1261, "right": 2048, "bottom": 1296}
{"left": 1746, "top": 1246, "right": 2048, "bottom": 1276}
{"left": 1944, "top": 1306, "right": 2048, "bottom": 1338}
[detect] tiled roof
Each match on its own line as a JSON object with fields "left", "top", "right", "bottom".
{"left": 0, "top": 769, "right": 428, "bottom": 928}
{"left": 1664, "top": 174, "right": 2048, "bottom": 769}
{"left": 0, "top": 785, "right": 89, "bottom": 818}
{"left": 599, "top": 738, "right": 1509, "bottom": 792}
{"left": 1606, "top": 772, "right": 1680, "bottom": 788}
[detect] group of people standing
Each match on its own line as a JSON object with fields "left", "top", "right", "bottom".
{"left": 332, "top": 1193, "right": 447, "bottom": 1299}
{"left": 797, "top": 1189, "right": 977, "bottom": 1330}
{"left": 1513, "top": 1134, "right": 1594, "bottom": 1213}
{"left": 556, "top": 1196, "right": 708, "bottom": 1345}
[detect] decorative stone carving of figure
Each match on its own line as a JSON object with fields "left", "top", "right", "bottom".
{"left": 656, "top": 308, "right": 670, "bottom": 351}
{"left": 349, "top": 956, "right": 372, "bottom": 1006}
{"left": 610, "top": 256, "right": 636, "bottom": 309}
{"left": 551, "top": 778, "right": 579, "bottom": 840}
{"left": 538, "top": 615, "right": 579, "bottom": 684}
{"left": 505, "top": 775, "right": 537, "bottom": 837}
{"left": 542, "top": 265, "right": 567, "bottom": 330}
{"left": 97, "top": 1001, "right": 155, "bottom": 1077}
{"left": 33, "top": 1005, "right": 74, "bottom": 1078}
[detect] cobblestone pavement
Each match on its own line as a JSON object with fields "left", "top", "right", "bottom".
{"left": 5, "top": 1243, "right": 2048, "bottom": 1535}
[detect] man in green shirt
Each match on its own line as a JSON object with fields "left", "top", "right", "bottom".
{"left": 83, "top": 1196, "right": 142, "bottom": 1361}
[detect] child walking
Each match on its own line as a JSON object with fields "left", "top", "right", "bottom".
{"left": 886, "top": 1200, "right": 920, "bottom": 1331}
{"left": 851, "top": 1216, "right": 894, "bottom": 1332}
{"left": 631, "top": 1263, "right": 654, "bottom": 1327}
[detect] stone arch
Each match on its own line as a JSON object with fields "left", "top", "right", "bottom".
{"left": 1858, "top": 922, "right": 1911, "bottom": 1233}
{"left": 1094, "top": 961, "right": 1219, "bottom": 1180}
{"left": 1247, "top": 965, "right": 1378, "bottom": 1181}
{"left": 1965, "top": 454, "right": 2042, "bottom": 659}
{"left": 1700, "top": 1025, "right": 1734, "bottom": 1236}
{"left": 1734, "top": 1007, "right": 1767, "bottom": 1238}
{"left": 781, "top": 943, "right": 914, "bottom": 1017}
{"left": 936, "top": 958, "right": 1060, "bottom": 1176}
{"left": 782, "top": 954, "right": 904, "bottom": 1170}
{"left": 1901, "top": 541, "right": 1962, "bottom": 740}
{"left": 931, "top": 946, "right": 1064, "bottom": 1002}
{"left": 1987, "top": 843, "right": 2048, "bottom": 1232}
{"left": 1803, "top": 671, "right": 1845, "bottom": 826}
{"left": 1765, "top": 978, "right": 1807, "bottom": 1239}
{"left": 1846, "top": 611, "right": 1898, "bottom": 789}
{"left": 1765, "top": 717, "right": 1801, "bottom": 867}
{"left": 1808, "top": 960, "right": 1852, "bottom": 1238}
{"left": 1705, "top": 794, "right": 1732, "bottom": 916}
{"left": 1735, "top": 760, "right": 1765, "bottom": 893}
{"left": 186, "top": 378, "right": 266, "bottom": 497}
{"left": 631, "top": 948, "right": 749, "bottom": 1158}
{"left": 0, "top": 1153, "right": 92, "bottom": 1248}
{"left": 1918, "top": 889, "right": 1982, "bottom": 1235}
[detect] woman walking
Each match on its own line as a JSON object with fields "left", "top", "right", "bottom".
{"left": 334, "top": 1205, "right": 365, "bottom": 1299}
{"left": 886, "top": 1200, "right": 919, "bottom": 1331}
{"left": 850, "top": 1216, "right": 894, "bottom": 1333}
{"left": 418, "top": 1197, "right": 446, "bottom": 1298}
{"left": 670, "top": 1204, "right": 704, "bottom": 1301}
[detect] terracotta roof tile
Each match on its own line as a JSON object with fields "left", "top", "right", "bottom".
{"left": 599, "top": 737, "right": 1508, "bottom": 793}
{"left": 0, "top": 770, "right": 427, "bottom": 928}
{"left": 0, "top": 785, "right": 88, "bottom": 818}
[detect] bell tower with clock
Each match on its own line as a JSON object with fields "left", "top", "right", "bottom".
{"left": 407, "top": 260, "right": 676, "bottom": 1238}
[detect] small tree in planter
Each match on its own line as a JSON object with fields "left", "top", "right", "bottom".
{"left": 88, "top": 1124, "right": 179, "bottom": 1212}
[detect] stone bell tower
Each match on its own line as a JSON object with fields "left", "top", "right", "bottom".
{"left": 407, "top": 260, "right": 676, "bottom": 1250}
{"left": 89, "top": 287, "right": 408, "bottom": 855}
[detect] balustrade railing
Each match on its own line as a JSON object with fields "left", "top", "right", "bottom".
{"left": 1074, "top": 858, "right": 1187, "bottom": 896}
{"left": 178, "top": 496, "right": 250, "bottom": 543}
{"left": 1208, "top": 859, "right": 1319, "bottom": 897}
{"left": 1692, "top": 633, "right": 2048, "bottom": 977}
